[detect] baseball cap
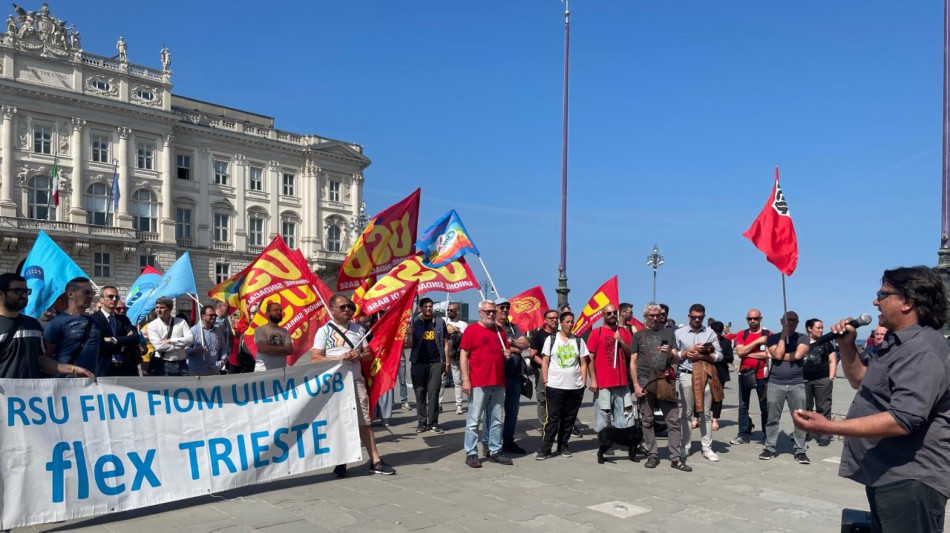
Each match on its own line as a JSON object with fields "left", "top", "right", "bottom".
{"left": 494, "top": 297, "right": 509, "bottom": 306}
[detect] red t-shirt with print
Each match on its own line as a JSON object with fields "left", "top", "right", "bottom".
{"left": 460, "top": 322, "right": 509, "bottom": 388}
{"left": 588, "top": 326, "right": 632, "bottom": 388}
{"left": 736, "top": 328, "right": 770, "bottom": 380}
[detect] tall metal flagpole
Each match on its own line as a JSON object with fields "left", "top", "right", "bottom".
{"left": 936, "top": 0, "right": 950, "bottom": 333}
{"left": 556, "top": 0, "right": 571, "bottom": 309}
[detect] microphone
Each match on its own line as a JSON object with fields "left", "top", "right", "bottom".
{"left": 812, "top": 314, "right": 873, "bottom": 345}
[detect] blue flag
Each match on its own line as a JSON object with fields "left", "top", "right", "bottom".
{"left": 126, "top": 252, "right": 198, "bottom": 325}
{"left": 111, "top": 167, "right": 120, "bottom": 213}
{"left": 125, "top": 265, "right": 162, "bottom": 310}
{"left": 414, "top": 210, "right": 480, "bottom": 268}
{"left": 22, "top": 231, "right": 89, "bottom": 318}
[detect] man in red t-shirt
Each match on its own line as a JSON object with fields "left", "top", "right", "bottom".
{"left": 460, "top": 299, "right": 513, "bottom": 468}
{"left": 730, "top": 308, "right": 771, "bottom": 445}
{"left": 588, "top": 304, "right": 634, "bottom": 432}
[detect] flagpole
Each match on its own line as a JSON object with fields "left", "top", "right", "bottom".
{"left": 476, "top": 255, "right": 500, "bottom": 298}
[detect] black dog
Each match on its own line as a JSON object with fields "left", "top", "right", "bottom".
{"left": 596, "top": 424, "right": 644, "bottom": 464}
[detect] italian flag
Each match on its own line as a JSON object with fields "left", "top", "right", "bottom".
{"left": 50, "top": 154, "right": 60, "bottom": 207}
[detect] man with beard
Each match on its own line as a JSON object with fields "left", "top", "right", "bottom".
{"left": 0, "top": 273, "right": 93, "bottom": 379}
{"left": 147, "top": 297, "right": 194, "bottom": 377}
{"left": 588, "top": 304, "right": 634, "bottom": 431}
{"left": 631, "top": 302, "right": 689, "bottom": 471}
{"left": 254, "top": 301, "right": 293, "bottom": 371}
{"left": 487, "top": 298, "right": 530, "bottom": 455}
{"left": 187, "top": 305, "right": 229, "bottom": 376}
{"left": 44, "top": 277, "right": 101, "bottom": 376}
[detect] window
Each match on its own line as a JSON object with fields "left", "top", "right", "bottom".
{"left": 249, "top": 166, "right": 263, "bottom": 191}
{"left": 131, "top": 189, "right": 158, "bottom": 232}
{"left": 139, "top": 255, "right": 156, "bottom": 270}
{"left": 85, "top": 183, "right": 113, "bottom": 226}
{"left": 26, "top": 176, "right": 55, "bottom": 220}
{"left": 328, "top": 180, "right": 340, "bottom": 202}
{"left": 214, "top": 160, "right": 229, "bottom": 185}
{"left": 94, "top": 252, "right": 111, "bottom": 278}
{"left": 215, "top": 263, "right": 230, "bottom": 284}
{"left": 34, "top": 126, "right": 52, "bottom": 154}
{"left": 136, "top": 143, "right": 153, "bottom": 170}
{"left": 282, "top": 220, "right": 296, "bottom": 250}
{"left": 327, "top": 225, "right": 341, "bottom": 252}
{"left": 91, "top": 135, "right": 110, "bottom": 163}
{"left": 93, "top": 79, "right": 110, "bottom": 91}
{"left": 213, "top": 213, "right": 230, "bottom": 242}
{"left": 175, "top": 208, "right": 192, "bottom": 239}
{"left": 282, "top": 173, "right": 295, "bottom": 196}
{"left": 137, "top": 89, "right": 154, "bottom": 101}
{"left": 176, "top": 154, "right": 191, "bottom": 180}
{"left": 248, "top": 215, "right": 264, "bottom": 246}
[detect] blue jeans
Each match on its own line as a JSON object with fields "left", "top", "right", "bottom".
{"left": 465, "top": 386, "right": 504, "bottom": 456}
{"left": 375, "top": 388, "right": 393, "bottom": 421}
{"left": 737, "top": 376, "right": 768, "bottom": 439}
{"left": 398, "top": 350, "right": 408, "bottom": 403}
{"left": 482, "top": 375, "right": 520, "bottom": 445}
{"left": 594, "top": 386, "right": 631, "bottom": 432}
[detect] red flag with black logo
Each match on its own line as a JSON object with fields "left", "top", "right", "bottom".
{"left": 743, "top": 167, "right": 799, "bottom": 275}
{"left": 361, "top": 281, "right": 419, "bottom": 415}
{"left": 508, "top": 285, "right": 549, "bottom": 334}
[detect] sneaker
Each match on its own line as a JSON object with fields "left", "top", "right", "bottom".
{"left": 535, "top": 450, "right": 552, "bottom": 461}
{"left": 644, "top": 456, "right": 659, "bottom": 469}
{"left": 759, "top": 449, "right": 775, "bottom": 461}
{"left": 401, "top": 402, "right": 412, "bottom": 412}
{"left": 795, "top": 453, "right": 810, "bottom": 465}
{"left": 502, "top": 442, "right": 527, "bottom": 455}
{"left": 430, "top": 425, "right": 444, "bottom": 434}
{"left": 670, "top": 460, "right": 693, "bottom": 472}
{"left": 488, "top": 453, "right": 513, "bottom": 465}
{"left": 369, "top": 460, "right": 396, "bottom": 475}
{"left": 382, "top": 419, "right": 390, "bottom": 428}
{"left": 481, "top": 444, "right": 490, "bottom": 458}
{"left": 818, "top": 437, "right": 831, "bottom": 447}
{"left": 456, "top": 405, "right": 464, "bottom": 415}
{"left": 558, "top": 445, "right": 573, "bottom": 458}
{"left": 465, "top": 454, "right": 482, "bottom": 468}
{"left": 333, "top": 464, "right": 347, "bottom": 478}
{"left": 571, "top": 426, "right": 582, "bottom": 437}
{"left": 729, "top": 437, "right": 750, "bottom": 445}
{"left": 702, "top": 449, "right": 720, "bottom": 462}
{"left": 415, "top": 423, "right": 427, "bottom": 433}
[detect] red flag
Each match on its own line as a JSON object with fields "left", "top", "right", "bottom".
{"left": 627, "top": 317, "right": 646, "bottom": 331}
{"left": 508, "top": 285, "right": 549, "bottom": 333}
{"left": 361, "top": 281, "right": 419, "bottom": 415}
{"left": 572, "top": 276, "right": 619, "bottom": 336}
{"left": 337, "top": 188, "right": 421, "bottom": 291}
{"left": 742, "top": 167, "right": 799, "bottom": 276}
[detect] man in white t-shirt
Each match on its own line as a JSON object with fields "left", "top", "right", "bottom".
{"left": 309, "top": 294, "right": 395, "bottom": 478}
{"left": 440, "top": 302, "right": 468, "bottom": 414}
{"left": 536, "top": 311, "right": 590, "bottom": 460}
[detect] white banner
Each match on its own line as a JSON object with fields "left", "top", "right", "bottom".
{"left": 0, "top": 362, "right": 361, "bottom": 529}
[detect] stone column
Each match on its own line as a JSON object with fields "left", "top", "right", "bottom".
{"left": 0, "top": 105, "right": 16, "bottom": 217}
{"left": 233, "top": 154, "right": 247, "bottom": 250}
{"left": 268, "top": 160, "right": 280, "bottom": 241}
{"left": 69, "top": 117, "right": 85, "bottom": 222}
{"left": 116, "top": 126, "right": 131, "bottom": 224}
{"left": 160, "top": 133, "right": 174, "bottom": 243}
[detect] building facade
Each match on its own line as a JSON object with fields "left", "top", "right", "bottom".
{"left": 0, "top": 3, "right": 369, "bottom": 307}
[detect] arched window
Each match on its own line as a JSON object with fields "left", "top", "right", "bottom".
{"left": 131, "top": 189, "right": 158, "bottom": 232}
{"left": 27, "top": 175, "right": 54, "bottom": 220}
{"left": 327, "top": 225, "right": 341, "bottom": 252}
{"left": 85, "top": 183, "right": 112, "bottom": 226}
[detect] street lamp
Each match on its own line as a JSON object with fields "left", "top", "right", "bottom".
{"left": 646, "top": 244, "right": 664, "bottom": 302}
{"left": 348, "top": 201, "right": 370, "bottom": 235}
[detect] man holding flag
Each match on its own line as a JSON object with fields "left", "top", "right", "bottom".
{"left": 310, "top": 294, "right": 395, "bottom": 477}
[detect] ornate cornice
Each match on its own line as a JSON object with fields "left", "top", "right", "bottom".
{"left": 0, "top": 105, "right": 16, "bottom": 120}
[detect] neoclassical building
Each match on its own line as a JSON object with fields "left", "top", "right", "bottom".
{"left": 0, "top": 3, "right": 368, "bottom": 303}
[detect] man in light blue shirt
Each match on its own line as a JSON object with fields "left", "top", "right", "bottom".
{"left": 674, "top": 303, "right": 722, "bottom": 462}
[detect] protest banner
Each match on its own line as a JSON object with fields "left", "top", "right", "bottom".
{"left": 352, "top": 255, "right": 479, "bottom": 316}
{"left": 0, "top": 362, "right": 360, "bottom": 529}
{"left": 572, "top": 276, "right": 619, "bottom": 336}
{"left": 337, "top": 188, "right": 420, "bottom": 290}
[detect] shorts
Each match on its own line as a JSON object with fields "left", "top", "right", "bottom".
{"left": 353, "top": 372, "right": 372, "bottom": 426}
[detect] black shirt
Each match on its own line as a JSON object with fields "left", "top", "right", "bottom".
{"left": 418, "top": 319, "right": 439, "bottom": 364}
{"left": 803, "top": 339, "right": 836, "bottom": 381}
{"left": 0, "top": 314, "right": 44, "bottom": 379}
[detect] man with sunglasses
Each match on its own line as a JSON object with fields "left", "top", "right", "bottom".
{"left": 794, "top": 267, "right": 950, "bottom": 532}
{"left": 761, "top": 311, "right": 809, "bottom": 463}
{"left": 588, "top": 304, "right": 634, "bottom": 433}
{"left": 529, "top": 309, "right": 560, "bottom": 427}
{"left": 44, "top": 277, "right": 101, "bottom": 376}
{"left": 675, "top": 303, "right": 723, "bottom": 462}
{"left": 310, "top": 294, "right": 395, "bottom": 477}
{"left": 0, "top": 273, "right": 94, "bottom": 379}
{"left": 731, "top": 309, "right": 771, "bottom": 445}
{"left": 90, "top": 286, "right": 141, "bottom": 376}
{"left": 486, "top": 298, "right": 530, "bottom": 455}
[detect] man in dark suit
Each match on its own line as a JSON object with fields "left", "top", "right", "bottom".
{"left": 90, "top": 285, "right": 142, "bottom": 376}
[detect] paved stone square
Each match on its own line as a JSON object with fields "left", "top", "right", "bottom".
{"left": 12, "top": 370, "right": 946, "bottom": 532}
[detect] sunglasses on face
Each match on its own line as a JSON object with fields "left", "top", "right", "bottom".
{"left": 604, "top": 311, "right": 618, "bottom": 316}
{"left": 876, "top": 290, "right": 900, "bottom": 301}
{"left": 334, "top": 304, "right": 356, "bottom": 311}
{"left": 4, "top": 287, "right": 32, "bottom": 296}
{"left": 689, "top": 315, "right": 704, "bottom": 320}
{"left": 479, "top": 309, "right": 496, "bottom": 315}
{"left": 746, "top": 316, "right": 761, "bottom": 321}
{"left": 103, "top": 294, "right": 119, "bottom": 300}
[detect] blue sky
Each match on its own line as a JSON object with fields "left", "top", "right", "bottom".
{"left": 59, "top": 1, "right": 943, "bottom": 332}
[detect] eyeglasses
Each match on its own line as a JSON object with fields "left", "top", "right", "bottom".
{"left": 688, "top": 315, "right": 705, "bottom": 320}
{"left": 479, "top": 309, "right": 496, "bottom": 315}
{"left": 646, "top": 313, "right": 662, "bottom": 318}
{"left": 115, "top": 307, "right": 128, "bottom": 312}
{"left": 746, "top": 316, "right": 761, "bottom": 321}
{"left": 497, "top": 305, "right": 510, "bottom": 310}
{"left": 103, "top": 294, "right": 119, "bottom": 300}
{"left": 202, "top": 313, "right": 216, "bottom": 317}
{"left": 334, "top": 304, "right": 356, "bottom": 311}
{"left": 81, "top": 290, "right": 96, "bottom": 296}
{"left": 3, "top": 287, "right": 32, "bottom": 296}
{"left": 544, "top": 315, "right": 558, "bottom": 320}
{"left": 604, "top": 311, "right": 618, "bottom": 316}
{"left": 876, "top": 290, "right": 900, "bottom": 301}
